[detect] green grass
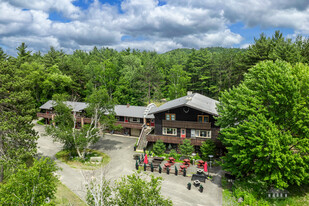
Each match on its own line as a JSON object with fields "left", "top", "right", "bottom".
{"left": 56, "top": 149, "right": 110, "bottom": 170}
{"left": 222, "top": 176, "right": 309, "bottom": 206}
{"left": 37, "top": 118, "right": 46, "bottom": 125}
{"left": 53, "top": 181, "right": 87, "bottom": 206}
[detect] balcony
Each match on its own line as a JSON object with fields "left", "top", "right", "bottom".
{"left": 37, "top": 113, "right": 54, "bottom": 119}
{"left": 37, "top": 113, "right": 92, "bottom": 124}
{"left": 162, "top": 120, "right": 211, "bottom": 130}
{"left": 147, "top": 134, "right": 206, "bottom": 146}
{"left": 116, "top": 121, "right": 143, "bottom": 129}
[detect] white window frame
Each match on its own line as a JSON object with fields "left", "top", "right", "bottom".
{"left": 196, "top": 130, "right": 211, "bottom": 138}
{"left": 162, "top": 127, "right": 177, "bottom": 136}
{"left": 130, "top": 117, "right": 140, "bottom": 122}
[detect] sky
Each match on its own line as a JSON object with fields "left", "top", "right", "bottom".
{"left": 0, "top": 0, "right": 308, "bottom": 56}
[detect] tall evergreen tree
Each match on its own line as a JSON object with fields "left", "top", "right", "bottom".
{"left": 0, "top": 60, "right": 38, "bottom": 182}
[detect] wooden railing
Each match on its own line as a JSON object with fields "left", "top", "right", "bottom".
{"left": 37, "top": 113, "right": 92, "bottom": 124}
{"left": 162, "top": 120, "right": 211, "bottom": 130}
{"left": 115, "top": 121, "right": 143, "bottom": 129}
{"left": 147, "top": 134, "right": 207, "bottom": 146}
{"left": 37, "top": 113, "right": 54, "bottom": 119}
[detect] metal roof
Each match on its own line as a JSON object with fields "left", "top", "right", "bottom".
{"left": 40, "top": 100, "right": 155, "bottom": 118}
{"left": 150, "top": 93, "right": 219, "bottom": 116}
{"left": 114, "top": 105, "right": 155, "bottom": 119}
{"left": 39, "top": 100, "right": 88, "bottom": 112}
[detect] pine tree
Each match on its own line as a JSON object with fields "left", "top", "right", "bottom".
{"left": 0, "top": 60, "right": 38, "bottom": 182}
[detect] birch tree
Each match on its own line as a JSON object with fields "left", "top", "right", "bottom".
{"left": 47, "top": 88, "right": 116, "bottom": 159}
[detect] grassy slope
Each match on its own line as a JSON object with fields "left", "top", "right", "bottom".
{"left": 53, "top": 181, "right": 87, "bottom": 206}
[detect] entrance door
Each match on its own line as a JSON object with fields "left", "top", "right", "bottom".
{"left": 181, "top": 129, "right": 186, "bottom": 138}
{"left": 151, "top": 119, "right": 155, "bottom": 127}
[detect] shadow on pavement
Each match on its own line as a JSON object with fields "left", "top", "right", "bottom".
{"left": 91, "top": 138, "right": 123, "bottom": 151}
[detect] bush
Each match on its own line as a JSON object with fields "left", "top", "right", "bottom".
{"left": 200, "top": 140, "right": 216, "bottom": 160}
{"left": 37, "top": 118, "right": 46, "bottom": 125}
{"left": 169, "top": 149, "right": 180, "bottom": 160}
{"left": 179, "top": 139, "right": 194, "bottom": 156}
{"left": 153, "top": 140, "right": 166, "bottom": 155}
{"left": 231, "top": 177, "right": 269, "bottom": 206}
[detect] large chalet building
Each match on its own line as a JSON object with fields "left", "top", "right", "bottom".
{"left": 37, "top": 92, "right": 220, "bottom": 151}
{"left": 143, "top": 92, "right": 220, "bottom": 150}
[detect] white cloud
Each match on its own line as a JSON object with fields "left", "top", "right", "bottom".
{"left": 0, "top": 0, "right": 309, "bottom": 56}
{"left": 3, "top": 0, "right": 81, "bottom": 19}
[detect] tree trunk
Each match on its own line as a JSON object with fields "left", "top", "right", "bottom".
{"left": 148, "top": 82, "right": 151, "bottom": 104}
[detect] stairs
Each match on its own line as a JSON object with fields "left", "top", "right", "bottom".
{"left": 136, "top": 125, "right": 153, "bottom": 151}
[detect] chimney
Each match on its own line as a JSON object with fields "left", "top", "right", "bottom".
{"left": 187, "top": 91, "right": 192, "bottom": 96}
{"left": 126, "top": 103, "right": 130, "bottom": 108}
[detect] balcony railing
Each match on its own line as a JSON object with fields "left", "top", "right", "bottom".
{"left": 116, "top": 121, "right": 143, "bottom": 129}
{"left": 162, "top": 120, "right": 211, "bottom": 130}
{"left": 37, "top": 113, "right": 54, "bottom": 119}
{"left": 37, "top": 113, "right": 92, "bottom": 124}
{"left": 146, "top": 134, "right": 206, "bottom": 146}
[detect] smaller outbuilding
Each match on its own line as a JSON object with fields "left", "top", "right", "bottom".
{"left": 266, "top": 188, "right": 289, "bottom": 198}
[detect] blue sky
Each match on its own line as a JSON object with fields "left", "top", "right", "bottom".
{"left": 0, "top": 0, "right": 308, "bottom": 56}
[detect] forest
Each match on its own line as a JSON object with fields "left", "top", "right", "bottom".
{"left": 1, "top": 31, "right": 309, "bottom": 204}
{"left": 2, "top": 31, "right": 309, "bottom": 108}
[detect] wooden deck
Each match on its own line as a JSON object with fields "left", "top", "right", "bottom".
{"left": 146, "top": 134, "right": 208, "bottom": 146}
{"left": 162, "top": 120, "right": 211, "bottom": 130}
{"left": 116, "top": 121, "right": 143, "bottom": 129}
{"left": 37, "top": 113, "right": 92, "bottom": 123}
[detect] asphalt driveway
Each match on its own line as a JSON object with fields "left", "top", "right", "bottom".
{"left": 34, "top": 123, "right": 222, "bottom": 205}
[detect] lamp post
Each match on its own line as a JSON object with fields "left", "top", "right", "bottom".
{"left": 208, "top": 155, "right": 213, "bottom": 168}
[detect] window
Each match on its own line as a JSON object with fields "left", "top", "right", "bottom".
{"left": 197, "top": 115, "right": 209, "bottom": 123}
{"left": 166, "top": 113, "right": 176, "bottom": 121}
{"left": 130, "top": 117, "right": 140, "bottom": 122}
{"left": 163, "top": 127, "right": 177, "bottom": 135}
{"left": 196, "top": 130, "right": 211, "bottom": 138}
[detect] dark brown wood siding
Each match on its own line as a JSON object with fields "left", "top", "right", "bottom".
{"left": 154, "top": 106, "right": 219, "bottom": 137}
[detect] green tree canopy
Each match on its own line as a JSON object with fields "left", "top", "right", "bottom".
{"left": 0, "top": 60, "right": 38, "bottom": 182}
{"left": 86, "top": 171, "right": 172, "bottom": 206}
{"left": 217, "top": 60, "right": 309, "bottom": 188}
{"left": 0, "top": 157, "right": 58, "bottom": 205}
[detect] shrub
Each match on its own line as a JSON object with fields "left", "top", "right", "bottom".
{"left": 153, "top": 140, "right": 166, "bottom": 155}
{"left": 200, "top": 140, "right": 216, "bottom": 160}
{"left": 179, "top": 139, "right": 194, "bottom": 156}
{"left": 169, "top": 149, "right": 180, "bottom": 160}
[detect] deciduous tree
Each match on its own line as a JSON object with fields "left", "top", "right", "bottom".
{"left": 217, "top": 60, "right": 309, "bottom": 188}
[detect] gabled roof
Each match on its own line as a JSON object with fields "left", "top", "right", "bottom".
{"left": 40, "top": 100, "right": 155, "bottom": 118}
{"left": 114, "top": 105, "right": 155, "bottom": 119}
{"left": 39, "top": 100, "right": 88, "bottom": 112}
{"left": 150, "top": 93, "right": 219, "bottom": 116}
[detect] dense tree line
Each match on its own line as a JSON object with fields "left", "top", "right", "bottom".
{"left": 1, "top": 30, "right": 309, "bottom": 203}
{"left": 2, "top": 31, "right": 309, "bottom": 108}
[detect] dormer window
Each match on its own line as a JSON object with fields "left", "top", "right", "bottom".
{"left": 166, "top": 113, "right": 176, "bottom": 121}
{"left": 198, "top": 115, "right": 209, "bottom": 123}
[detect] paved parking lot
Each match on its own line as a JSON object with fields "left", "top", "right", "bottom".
{"left": 35, "top": 123, "right": 222, "bottom": 205}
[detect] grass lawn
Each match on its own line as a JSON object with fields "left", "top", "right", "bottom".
{"left": 53, "top": 181, "right": 87, "bottom": 206}
{"left": 56, "top": 149, "right": 110, "bottom": 170}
